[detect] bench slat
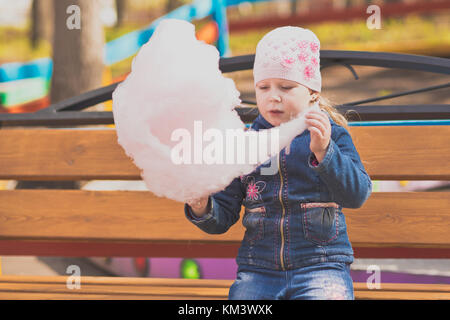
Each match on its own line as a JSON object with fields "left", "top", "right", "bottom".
{"left": 0, "top": 283, "right": 229, "bottom": 299}
{"left": 1, "top": 240, "right": 450, "bottom": 259}
{"left": 0, "top": 191, "right": 448, "bottom": 257}
{"left": 1, "top": 276, "right": 449, "bottom": 300}
{"left": 0, "top": 129, "right": 139, "bottom": 181}
{"left": 0, "top": 292, "right": 219, "bottom": 300}
{"left": 0, "top": 275, "right": 230, "bottom": 300}
{"left": 0, "top": 126, "right": 449, "bottom": 180}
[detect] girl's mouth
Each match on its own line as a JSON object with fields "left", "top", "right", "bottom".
{"left": 269, "top": 110, "right": 284, "bottom": 115}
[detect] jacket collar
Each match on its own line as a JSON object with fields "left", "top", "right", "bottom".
{"left": 251, "top": 114, "right": 274, "bottom": 130}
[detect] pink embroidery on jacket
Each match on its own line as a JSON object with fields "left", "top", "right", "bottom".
{"left": 244, "top": 176, "right": 267, "bottom": 202}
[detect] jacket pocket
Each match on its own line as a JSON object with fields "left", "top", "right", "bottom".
{"left": 302, "top": 205, "right": 338, "bottom": 245}
{"left": 242, "top": 206, "right": 266, "bottom": 243}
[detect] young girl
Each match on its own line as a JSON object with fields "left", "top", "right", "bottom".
{"left": 184, "top": 26, "right": 372, "bottom": 300}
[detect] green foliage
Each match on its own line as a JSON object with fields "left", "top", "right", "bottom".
{"left": 229, "top": 14, "right": 449, "bottom": 55}
{"left": 0, "top": 25, "right": 51, "bottom": 63}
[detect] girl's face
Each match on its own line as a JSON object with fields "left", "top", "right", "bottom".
{"left": 255, "top": 78, "right": 313, "bottom": 127}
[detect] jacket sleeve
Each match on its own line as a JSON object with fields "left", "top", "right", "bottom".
{"left": 184, "top": 176, "right": 245, "bottom": 234}
{"left": 308, "top": 124, "right": 372, "bottom": 208}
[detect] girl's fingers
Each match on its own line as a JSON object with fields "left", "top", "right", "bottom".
{"left": 308, "top": 126, "right": 323, "bottom": 139}
{"left": 306, "top": 112, "right": 331, "bottom": 133}
{"left": 187, "top": 197, "right": 208, "bottom": 208}
{"left": 306, "top": 111, "right": 330, "bottom": 128}
{"left": 306, "top": 118, "right": 326, "bottom": 135}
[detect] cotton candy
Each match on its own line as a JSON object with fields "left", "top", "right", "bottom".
{"left": 112, "top": 19, "right": 316, "bottom": 203}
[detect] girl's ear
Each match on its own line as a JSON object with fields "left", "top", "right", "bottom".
{"left": 309, "top": 89, "right": 319, "bottom": 102}
{"left": 310, "top": 93, "right": 319, "bottom": 102}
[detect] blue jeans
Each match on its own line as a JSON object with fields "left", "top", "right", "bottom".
{"left": 228, "top": 262, "right": 354, "bottom": 300}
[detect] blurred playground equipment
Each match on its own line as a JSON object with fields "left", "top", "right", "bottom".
{"left": 0, "top": 0, "right": 232, "bottom": 113}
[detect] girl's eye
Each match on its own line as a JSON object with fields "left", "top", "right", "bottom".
{"left": 258, "top": 86, "right": 268, "bottom": 90}
{"left": 281, "top": 87, "right": 292, "bottom": 90}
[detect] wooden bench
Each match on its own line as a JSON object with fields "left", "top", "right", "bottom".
{"left": 0, "top": 125, "right": 449, "bottom": 300}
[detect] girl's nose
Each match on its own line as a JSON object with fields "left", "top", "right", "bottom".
{"left": 270, "top": 95, "right": 281, "bottom": 102}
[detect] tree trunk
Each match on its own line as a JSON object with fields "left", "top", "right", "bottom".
{"left": 30, "top": 0, "right": 54, "bottom": 49}
{"left": 115, "top": 0, "right": 127, "bottom": 28}
{"left": 166, "top": 0, "right": 182, "bottom": 13}
{"left": 22, "top": 0, "right": 104, "bottom": 191}
{"left": 50, "top": 0, "right": 104, "bottom": 104}
{"left": 290, "top": 0, "right": 298, "bottom": 16}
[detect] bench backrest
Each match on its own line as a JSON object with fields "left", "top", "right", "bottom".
{"left": 0, "top": 125, "right": 449, "bottom": 259}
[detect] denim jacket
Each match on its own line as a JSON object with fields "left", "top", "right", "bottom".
{"left": 184, "top": 113, "right": 372, "bottom": 270}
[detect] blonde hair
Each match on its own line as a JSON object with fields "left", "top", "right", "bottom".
{"left": 310, "top": 90, "right": 350, "bottom": 132}
{"left": 312, "top": 91, "right": 370, "bottom": 167}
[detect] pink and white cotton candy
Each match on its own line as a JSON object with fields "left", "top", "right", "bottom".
{"left": 112, "top": 19, "right": 317, "bottom": 203}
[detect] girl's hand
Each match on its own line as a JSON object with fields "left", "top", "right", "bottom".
{"left": 305, "top": 110, "right": 331, "bottom": 163}
{"left": 187, "top": 196, "right": 210, "bottom": 217}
